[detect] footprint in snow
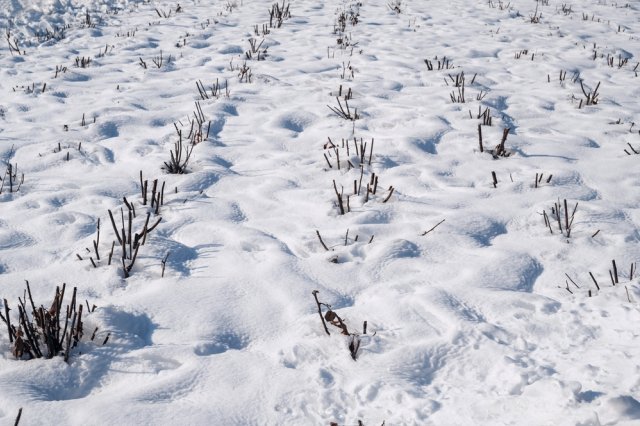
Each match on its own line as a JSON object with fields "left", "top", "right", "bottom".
{"left": 193, "top": 331, "right": 248, "bottom": 356}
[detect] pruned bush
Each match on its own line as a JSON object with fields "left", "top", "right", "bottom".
{"left": 107, "top": 207, "right": 162, "bottom": 278}
{"left": 163, "top": 129, "right": 194, "bottom": 174}
{"left": 269, "top": 1, "right": 291, "bottom": 28}
{"left": 1, "top": 282, "right": 100, "bottom": 362}
{"left": 0, "top": 162, "right": 24, "bottom": 194}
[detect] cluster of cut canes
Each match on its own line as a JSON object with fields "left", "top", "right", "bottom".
{"left": 1, "top": 281, "right": 106, "bottom": 363}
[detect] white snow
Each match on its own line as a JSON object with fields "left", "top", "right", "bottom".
{"left": 1, "top": 0, "right": 640, "bottom": 424}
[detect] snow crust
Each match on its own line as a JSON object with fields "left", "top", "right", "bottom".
{"left": 1, "top": 0, "right": 640, "bottom": 424}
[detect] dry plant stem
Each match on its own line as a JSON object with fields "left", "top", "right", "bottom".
{"left": 580, "top": 80, "right": 601, "bottom": 106}
{"left": 316, "top": 230, "right": 329, "bottom": 251}
{"left": 382, "top": 186, "right": 395, "bottom": 203}
{"left": 312, "top": 291, "right": 331, "bottom": 335}
{"left": 565, "top": 273, "right": 580, "bottom": 288}
{"left": 543, "top": 211, "right": 553, "bottom": 234}
{"left": 14, "top": 408, "right": 22, "bottom": 426}
{"left": 327, "top": 310, "right": 350, "bottom": 335}
{"left": 4, "top": 298, "right": 14, "bottom": 343}
{"left": 64, "top": 312, "right": 77, "bottom": 362}
{"left": 564, "top": 199, "right": 569, "bottom": 235}
{"left": 589, "top": 272, "right": 601, "bottom": 291}
{"left": 494, "top": 128, "right": 510, "bottom": 157}
{"left": 327, "top": 97, "right": 358, "bottom": 120}
{"left": 161, "top": 252, "right": 170, "bottom": 277}
{"left": 108, "top": 241, "right": 115, "bottom": 265}
{"left": 93, "top": 219, "right": 101, "bottom": 260}
{"left": 323, "top": 153, "right": 332, "bottom": 168}
{"left": 108, "top": 210, "right": 122, "bottom": 245}
{"left": 421, "top": 219, "right": 445, "bottom": 236}
{"left": 333, "top": 180, "right": 345, "bottom": 215}
{"left": 349, "top": 335, "right": 361, "bottom": 360}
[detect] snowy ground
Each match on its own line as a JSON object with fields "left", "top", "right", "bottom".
{"left": 1, "top": 0, "right": 640, "bottom": 424}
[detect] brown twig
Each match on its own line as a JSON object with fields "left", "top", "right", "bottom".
{"left": 312, "top": 291, "right": 330, "bottom": 335}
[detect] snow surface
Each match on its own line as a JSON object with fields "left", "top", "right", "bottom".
{"left": 1, "top": 0, "right": 640, "bottom": 424}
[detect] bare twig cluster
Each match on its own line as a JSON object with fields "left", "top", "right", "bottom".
{"left": 480, "top": 127, "right": 512, "bottom": 158}
{"left": 223, "top": 1, "right": 238, "bottom": 14}
{"left": 155, "top": 7, "right": 173, "bottom": 18}
{"left": 331, "top": 174, "right": 394, "bottom": 215}
{"left": 74, "top": 56, "right": 92, "bottom": 68}
{"left": 0, "top": 162, "right": 24, "bottom": 194}
{"left": 323, "top": 136, "right": 374, "bottom": 171}
{"left": 185, "top": 101, "right": 210, "bottom": 144}
{"left": 476, "top": 106, "right": 493, "bottom": 126}
{"left": 487, "top": 0, "right": 512, "bottom": 10}
{"left": 5, "top": 29, "right": 23, "bottom": 55}
{"left": 269, "top": 1, "right": 291, "bottom": 28}
{"left": 533, "top": 172, "right": 553, "bottom": 188}
{"left": 315, "top": 228, "right": 375, "bottom": 254}
{"left": 340, "top": 61, "right": 355, "bottom": 79}
{"left": 603, "top": 53, "right": 628, "bottom": 69}
{"left": 95, "top": 44, "right": 113, "bottom": 59}
{"left": 164, "top": 128, "right": 194, "bottom": 174}
{"left": 449, "top": 78, "right": 465, "bottom": 103}
{"left": 77, "top": 218, "right": 102, "bottom": 268}
{"left": 139, "top": 171, "right": 166, "bottom": 213}
{"left": 388, "top": 0, "right": 403, "bottom": 14}
{"left": 245, "top": 37, "right": 267, "bottom": 61}
{"left": 334, "top": 5, "right": 359, "bottom": 34}
{"left": 196, "top": 78, "right": 230, "bottom": 100}
{"left": 490, "top": 128, "right": 512, "bottom": 158}
{"left": 558, "top": 3, "right": 572, "bottom": 15}
{"left": 152, "top": 51, "right": 164, "bottom": 68}
{"left": 323, "top": 135, "right": 393, "bottom": 215}
{"left": 312, "top": 290, "right": 370, "bottom": 360}
{"left": 624, "top": 143, "right": 640, "bottom": 156}
{"left": 578, "top": 80, "right": 600, "bottom": 108}
{"left": 107, "top": 205, "right": 162, "bottom": 278}
{"left": 254, "top": 23, "right": 271, "bottom": 37}
{"left": 77, "top": 171, "right": 166, "bottom": 273}
{"left": 238, "top": 61, "right": 253, "bottom": 83}
{"left": 530, "top": 0, "right": 542, "bottom": 23}
{"left": 336, "top": 32, "right": 357, "bottom": 50}
{"left": 542, "top": 199, "right": 578, "bottom": 238}
{"left": 35, "top": 25, "right": 67, "bottom": 42}
{"left": 1, "top": 282, "right": 101, "bottom": 362}
{"left": 424, "top": 56, "right": 454, "bottom": 71}
{"left": 335, "top": 84, "right": 353, "bottom": 101}
{"left": 332, "top": 2, "right": 360, "bottom": 54}
{"left": 327, "top": 97, "right": 359, "bottom": 121}
{"left": 54, "top": 65, "right": 68, "bottom": 78}
{"left": 564, "top": 260, "right": 636, "bottom": 301}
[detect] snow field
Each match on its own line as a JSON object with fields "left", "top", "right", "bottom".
{"left": 1, "top": 0, "right": 640, "bottom": 424}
